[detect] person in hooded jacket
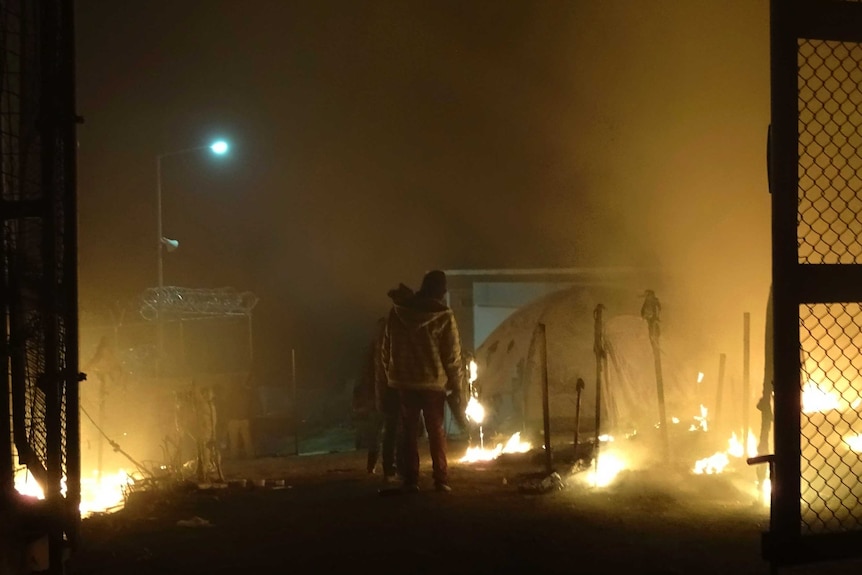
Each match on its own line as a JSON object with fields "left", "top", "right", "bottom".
{"left": 381, "top": 270, "right": 466, "bottom": 492}
{"left": 354, "top": 313, "right": 404, "bottom": 480}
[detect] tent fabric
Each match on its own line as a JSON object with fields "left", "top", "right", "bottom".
{"left": 603, "top": 315, "right": 698, "bottom": 433}
{"left": 474, "top": 286, "right": 699, "bottom": 436}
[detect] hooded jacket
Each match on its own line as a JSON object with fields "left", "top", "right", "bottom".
{"left": 381, "top": 291, "right": 464, "bottom": 394}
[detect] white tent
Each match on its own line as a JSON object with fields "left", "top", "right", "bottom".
{"left": 473, "top": 286, "right": 700, "bottom": 437}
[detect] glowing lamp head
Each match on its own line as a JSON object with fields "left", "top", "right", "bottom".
{"left": 210, "top": 140, "right": 229, "bottom": 155}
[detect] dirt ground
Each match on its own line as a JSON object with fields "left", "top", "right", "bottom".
{"left": 66, "top": 436, "right": 862, "bottom": 575}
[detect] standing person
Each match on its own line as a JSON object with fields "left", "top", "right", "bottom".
{"left": 381, "top": 270, "right": 466, "bottom": 493}
{"left": 355, "top": 286, "right": 412, "bottom": 480}
{"left": 191, "top": 379, "right": 224, "bottom": 482}
{"left": 353, "top": 318, "right": 395, "bottom": 479}
{"left": 224, "top": 373, "right": 257, "bottom": 460}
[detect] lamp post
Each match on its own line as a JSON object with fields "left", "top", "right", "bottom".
{"left": 156, "top": 139, "right": 229, "bottom": 291}
{"left": 154, "top": 140, "right": 229, "bottom": 378}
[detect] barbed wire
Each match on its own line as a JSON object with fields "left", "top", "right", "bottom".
{"left": 139, "top": 286, "right": 259, "bottom": 320}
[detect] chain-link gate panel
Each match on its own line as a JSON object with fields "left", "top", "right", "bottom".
{"left": 767, "top": 0, "right": 862, "bottom": 569}
{"left": 798, "top": 33, "right": 862, "bottom": 535}
{"left": 799, "top": 303, "right": 862, "bottom": 533}
{"left": 798, "top": 39, "right": 862, "bottom": 266}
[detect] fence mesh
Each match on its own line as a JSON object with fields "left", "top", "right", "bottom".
{"left": 797, "top": 35, "right": 862, "bottom": 535}
{"left": 2, "top": 0, "right": 77, "bottom": 526}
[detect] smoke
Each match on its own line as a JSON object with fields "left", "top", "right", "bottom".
{"left": 76, "top": 1, "right": 772, "bottom": 393}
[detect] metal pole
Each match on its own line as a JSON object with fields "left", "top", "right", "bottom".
{"left": 247, "top": 314, "right": 254, "bottom": 365}
{"left": 743, "top": 312, "right": 751, "bottom": 445}
{"left": 770, "top": 0, "right": 804, "bottom": 541}
{"left": 156, "top": 155, "right": 164, "bottom": 292}
{"left": 0, "top": 275, "right": 11, "bottom": 493}
{"left": 156, "top": 155, "right": 164, "bottom": 386}
{"left": 538, "top": 323, "right": 552, "bottom": 474}
{"left": 97, "top": 375, "right": 105, "bottom": 481}
{"left": 292, "top": 348, "right": 299, "bottom": 456}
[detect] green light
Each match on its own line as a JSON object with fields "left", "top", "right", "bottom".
{"left": 210, "top": 140, "right": 229, "bottom": 155}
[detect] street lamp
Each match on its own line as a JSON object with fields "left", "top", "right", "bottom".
{"left": 154, "top": 139, "right": 229, "bottom": 378}
{"left": 156, "top": 139, "right": 229, "bottom": 291}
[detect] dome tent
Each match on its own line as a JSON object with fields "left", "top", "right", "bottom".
{"left": 473, "top": 286, "right": 700, "bottom": 438}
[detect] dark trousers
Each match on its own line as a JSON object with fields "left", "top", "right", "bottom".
{"left": 399, "top": 388, "right": 448, "bottom": 486}
{"left": 366, "top": 409, "right": 401, "bottom": 476}
{"left": 366, "top": 387, "right": 403, "bottom": 475}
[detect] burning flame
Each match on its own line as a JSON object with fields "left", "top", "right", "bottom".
{"left": 581, "top": 451, "right": 627, "bottom": 488}
{"left": 844, "top": 435, "right": 862, "bottom": 451}
{"left": 459, "top": 432, "right": 532, "bottom": 463}
{"left": 693, "top": 430, "right": 771, "bottom": 506}
{"left": 468, "top": 359, "right": 478, "bottom": 384}
{"left": 693, "top": 451, "right": 730, "bottom": 475}
{"left": 14, "top": 467, "right": 132, "bottom": 517}
{"left": 465, "top": 396, "right": 485, "bottom": 424}
{"left": 458, "top": 392, "right": 531, "bottom": 462}
{"left": 761, "top": 478, "right": 771, "bottom": 506}
{"left": 80, "top": 470, "right": 132, "bottom": 516}
{"left": 693, "top": 431, "right": 758, "bottom": 475}
{"left": 689, "top": 404, "right": 709, "bottom": 432}
{"left": 689, "top": 380, "right": 858, "bottom": 504}
{"left": 802, "top": 380, "right": 841, "bottom": 413}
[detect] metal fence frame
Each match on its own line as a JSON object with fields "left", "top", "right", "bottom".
{"left": 1, "top": 0, "right": 80, "bottom": 572}
{"left": 768, "top": 0, "right": 862, "bottom": 568}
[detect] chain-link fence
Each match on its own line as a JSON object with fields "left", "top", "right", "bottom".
{"left": 1, "top": 0, "right": 80, "bottom": 569}
{"left": 768, "top": 0, "right": 862, "bottom": 568}
{"left": 798, "top": 34, "right": 862, "bottom": 534}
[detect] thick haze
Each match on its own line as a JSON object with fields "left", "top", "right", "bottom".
{"left": 76, "top": 1, "right": 771, "bottom": 390}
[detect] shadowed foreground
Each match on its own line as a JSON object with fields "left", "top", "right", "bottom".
{"left": 68, "top": 442, "right": 862, "bottom": 575}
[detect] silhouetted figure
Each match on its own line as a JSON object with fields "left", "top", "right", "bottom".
{"left": 381, "top": 270, "right": 466, "bottom": 493}
{"left": 224, "top": 373, "right": 256, "bottom": 459}
{"left": 354, "top": 314, "right": 403, "bottom": 480}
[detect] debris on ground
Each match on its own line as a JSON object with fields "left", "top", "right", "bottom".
{"left": 176, "top": 516, "right": 213, "bottom": 528}
{"left": 518, "top": 471, "right": 565, "bottom": 494}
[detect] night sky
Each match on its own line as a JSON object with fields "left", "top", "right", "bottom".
{"left": 75, "top": 1, "right": 771, "bottom": 390}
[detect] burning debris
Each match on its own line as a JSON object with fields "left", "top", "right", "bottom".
{"left": 14, "top": 465, "right": 133, "bottom": 517}
{"left": 458, "top": 359, "right": 533, "bottom": 463}
{"left": 459, "top": 431, "right": 532, "bottom": 463}
{"left": 457, "top": 393, "right": 532, "bottom": 463}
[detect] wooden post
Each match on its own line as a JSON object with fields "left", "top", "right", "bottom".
{"left": 593, "top": 304, "right": 606, "bottom": 476}
{"left": 538, "top": 323, "right": 553, "bottom": 474}
{"left": 573, "top": 377, "right": 585, "bottom": 456}
{"left": 743, "top": 312, "right": 751, "bottom": 446}
{"left": 642, "top": 291, "right": 669, "bottom": 461}
{"left": 714, "top": 353, "right": 727, "bottom": 433}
